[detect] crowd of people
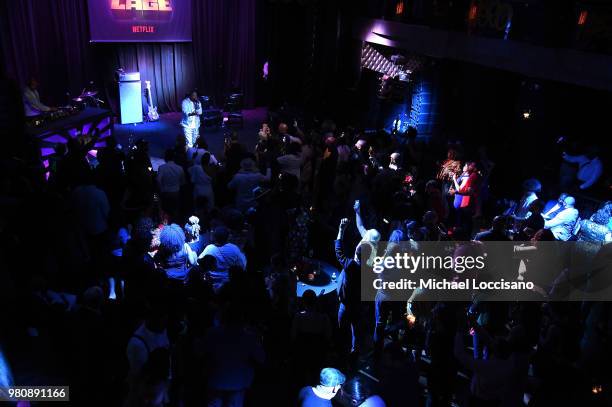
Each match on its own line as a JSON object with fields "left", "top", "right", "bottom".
{"left": 0, "top": 107, "right": 610, "bottom": 407}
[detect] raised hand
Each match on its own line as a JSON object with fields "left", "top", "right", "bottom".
{"left": 339, "top": 218, "right": 349, "bottom": 231}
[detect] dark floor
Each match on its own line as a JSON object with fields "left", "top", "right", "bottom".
{"left": 113, "top": 108, "right": 267, "bottom": 169}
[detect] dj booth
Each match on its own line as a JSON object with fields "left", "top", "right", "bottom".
{"left": 26, "top": 107, "right": 114, "bottom": 178}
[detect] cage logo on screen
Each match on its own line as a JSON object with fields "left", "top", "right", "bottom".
{"left": 111, "top": 1, "right": 172, "bottom": 11}
{"left": 111, "top": 1, "right": 173, "bottom": 22}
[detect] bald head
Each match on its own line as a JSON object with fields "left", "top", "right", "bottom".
{"left": 563, "top": 196, "right": 576, "bottom": 208}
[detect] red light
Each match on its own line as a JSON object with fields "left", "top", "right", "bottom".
{"left": 468, "top": 4, "right": 478, "bottom": 21}
{"left": 578, "top": 10, "right": 588, "bottom": 26}
{"left": 396, "top": 1, "right": 404, "bottom": 16}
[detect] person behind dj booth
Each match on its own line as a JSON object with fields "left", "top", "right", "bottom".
{"left": 23, "top": 77, "right": 56, "bottom": 117}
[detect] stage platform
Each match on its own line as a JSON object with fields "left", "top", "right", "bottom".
{"left": 113, "top": 107, "right": 267, "bottom": 170}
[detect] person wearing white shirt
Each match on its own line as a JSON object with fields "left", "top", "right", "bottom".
{"left": 157, "top": 149, "right": 186, "bottom": 217}
{"left": 23, "top": 78, "right": 54, "bottom": 117}
{"left": 180, "top": 90, "right": 202, "bottom": 148}
{"left": 542, "top": 193, "right": 568, "bottom": 220}
{"left": 544, "top": 195, "right": 579, "bottom": 241}
{"left": 388, "top": 152, "right": 401, "bottom": 171}
{"left": 562, "top": 150, "right": 603, "bottom": 190}
{"left": 199, "top": 226, "right": 247, "bottom": 282}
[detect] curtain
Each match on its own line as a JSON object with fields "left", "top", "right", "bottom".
{"left": 0, "top": 0, "right": 92, "bottom": 105}
{"left": 95, "top": 43, "right": 195, "bottom": 113}
{"left": 192, "top": 0, "right": 257, "bottom": 107}
{"left": 0, "top": 0, "right": 257, "bottom": 113}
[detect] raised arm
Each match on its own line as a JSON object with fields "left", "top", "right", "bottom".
{"left": 579, "top": 160, "right": 602, "bottom": 190}
{"left": 562, "top": 152, "right": 585, "bottom": 164}
{"left": 451, "top": 173, "right": 462, "bottom": 191}
{"left": 335, "top": 218, "right": 352, "bottom": 269}
{"left": 354, "top": 200, "right": 367, "bottom": 238}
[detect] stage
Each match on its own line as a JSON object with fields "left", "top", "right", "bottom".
{"left": 113, "top": 107, "right": 267, "bottom": 170}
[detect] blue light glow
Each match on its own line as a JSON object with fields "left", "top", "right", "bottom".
{"left": 0, "top": 346, "right": 13, "bottom": 388}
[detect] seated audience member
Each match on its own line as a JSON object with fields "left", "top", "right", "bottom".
{"left": 199, "top": 226, "right": 247, "bottom": 272}
{"left": 562, "top": 148, "right": 603, "bottom": 190}
{"left": 199, "top": 305, "right": 265, "bottom": 407}
{"left": 298, "top": 367, "right": 346, "bottom": 407}
{"left": 198, "top": 254, "right": 225, "bottom": 292}
{"left": 228, "top": 157, "right": 271, "bottom": 212}
{"left": 542, "top": 193, "right": 568, "bottom": 220}
{"left": 474, "top": 215, "right": 510, "bottom": 241}
{"left": 544, "top": 195, "right": 579, "bottom": 241}
{"left": 340, "top": 376, "right": 386, "bottom": 407}
{"left": 154, "top": 224, "right": 198, "bottom": 281}
{"left": 576, "top": 201, "right": 612, "bottom": 242}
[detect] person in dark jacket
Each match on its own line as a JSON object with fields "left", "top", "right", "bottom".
{"left": 335, "top": 218, "right": 373, "bottom": 357}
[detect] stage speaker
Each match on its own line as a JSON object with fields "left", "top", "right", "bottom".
{"left": 118, "top": 72, "right": 143, "bottom": 124}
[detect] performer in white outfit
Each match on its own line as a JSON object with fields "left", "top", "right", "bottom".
{"left": 181, "top": 90, "right": 202, "bottom": 148}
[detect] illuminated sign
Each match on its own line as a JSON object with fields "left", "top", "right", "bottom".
{"left": 88, "top": 0, "right": 191, "bottom": 42}
{"left": 111, "top": 0, "right": 172, "bottom": 11}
